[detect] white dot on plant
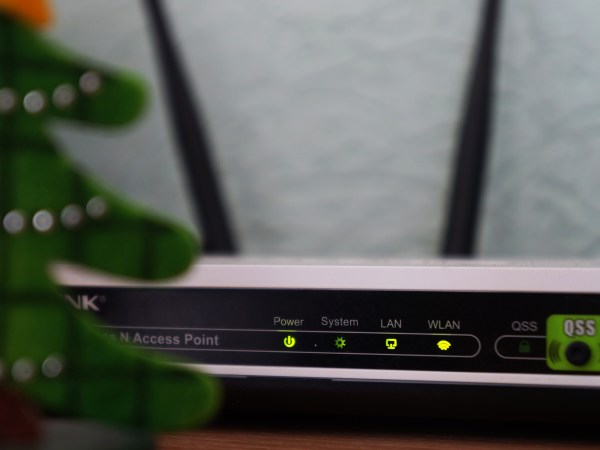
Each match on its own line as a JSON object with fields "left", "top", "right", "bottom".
{"left": 32, "top": 210, "right": 55, "bottom": 233}
{"left": 3, "top": 210, "right": 26, "bottom": 234}
{"left": 12, "top": 359, "right": 36, "bottom": 383}
{"left": 23, "top": 90, "right": 47, "bottom": 114}
{"left": 61, "top": 204, "right": 84, "bottom": 229}
{"left": 79, "top": 71, "right": 103, "bottom": 95}
{"left": 42, "top": 355, "right": 64, "bottom": 378}
{"left": 53, "top": 84, "right": 77, "bottom": 109}
{"left": 0, "top": 88, "right": 18, "bottom": 113}
{"left": 87, "top": 197, "right": 108, "bottom": 219}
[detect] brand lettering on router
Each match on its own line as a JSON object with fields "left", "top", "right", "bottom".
{"left": 64, "top": 294, "right": 102, "bottom": 312}
{"left": 428, "top": 319, "right": 461, "bottom": 330}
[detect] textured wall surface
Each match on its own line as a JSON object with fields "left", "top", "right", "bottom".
{"left": 481, "top": 0, "right": 600, "bottom": 258}
{"left": 49, "top": 0, "right": 481, "bottom": 257}
{"left": 163, "top": 0, "right": 480, "bottom": 257}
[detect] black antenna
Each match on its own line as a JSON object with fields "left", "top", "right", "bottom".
{"left": 143, "top": 0, "right": 237, "bottom": 254}
{"left": 441, "top": 0, "right": 503, "bottom": 257}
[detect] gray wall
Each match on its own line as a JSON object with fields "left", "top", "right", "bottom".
{"left": 481, "top": 0, "right": 600, "bottom": 258}
{"left": 48, "top": 1, "right": 600, "bottom": 258}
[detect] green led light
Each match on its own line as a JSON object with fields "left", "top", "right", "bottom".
{"left": 334, "top": 337, "right": 346, "bottom": 349}
{"left": 437, "top": 340, "right": 451, "bottom": 351}
{"left": 283, "top": 335, "right": 296, "bottom": 348}
{"left": 385, "top": 338, "right": 397, "bottom": 350}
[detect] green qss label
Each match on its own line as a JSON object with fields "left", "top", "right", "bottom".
{"left": 547, "top": 315, "right": 600, "bottom": 372}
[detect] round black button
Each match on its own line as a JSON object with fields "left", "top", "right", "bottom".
{"left": 565, "top": 342, "right": 591, "bottom": 367}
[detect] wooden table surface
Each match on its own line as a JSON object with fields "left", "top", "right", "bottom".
{"left": 157, "top": 415, "right": 600, "bottom": 450}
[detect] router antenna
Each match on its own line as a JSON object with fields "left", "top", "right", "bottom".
{"left": 143, "top": 0, "right": 237, "bottom": 254}
{"left": 441, "top": 0, "right": 503, "bottom": 257}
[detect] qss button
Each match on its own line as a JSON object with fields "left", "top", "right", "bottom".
{"left": 565, "top": 342, "right": 591, "bottom": 367}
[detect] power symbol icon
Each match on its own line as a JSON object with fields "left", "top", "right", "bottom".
{"left": 283, "top": 335, "right": 296, "bottom": 348}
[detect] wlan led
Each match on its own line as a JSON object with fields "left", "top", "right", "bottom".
{"left": 437, "top": 340, "right": 451, "bottom": 351}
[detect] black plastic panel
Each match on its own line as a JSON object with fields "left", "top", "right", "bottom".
{"left": 64, "top": 287, "right": 600, "bottom": 375}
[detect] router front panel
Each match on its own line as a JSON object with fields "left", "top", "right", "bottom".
{"left": 77, "top": 287, "right": 599, "bottom": 379}
{"left": 59, "top": 262, "right": 600, "bottom": 420}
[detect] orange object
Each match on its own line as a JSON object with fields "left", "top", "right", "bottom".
{"left": 0, "top": 0, "right": 53, "bottom": 28}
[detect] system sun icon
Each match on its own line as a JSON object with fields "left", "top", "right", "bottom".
{"left": 334, "top": 337, "right": 346, "bottom": 350}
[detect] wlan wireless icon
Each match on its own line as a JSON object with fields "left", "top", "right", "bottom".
{"left": 437, "top": 340, "right": 451, "bottom": 351}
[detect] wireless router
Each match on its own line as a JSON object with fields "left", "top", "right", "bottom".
{"left": 55, "top": 258, "right": 600, "bottom": 422}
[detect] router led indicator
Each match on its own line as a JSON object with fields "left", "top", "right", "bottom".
{"left": 283, "top": 335, "right": 296, "bottom": 348}
{"left": 334, "top": 337, "right": 346, "bottom": 350}
{"left": 437, "top": 340, "right": 451, "bottom": 351}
